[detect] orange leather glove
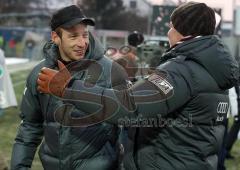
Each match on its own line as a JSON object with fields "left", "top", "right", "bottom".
{"left": 37, "top": 60, "right": 71, "bottom": 97}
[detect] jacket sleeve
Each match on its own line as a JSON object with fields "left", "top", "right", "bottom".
{"left": 108, "top": 61, "right": 129, "bottom": 90}
{"left": 11, "top": 72, "right": 43, "bottom": 170}
{"left": 62, "top": 63, "right": 193, "bottom": 126}
{"left": 53, "top": 60, "right": 130, "bottom": 127}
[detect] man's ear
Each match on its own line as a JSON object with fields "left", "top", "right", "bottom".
{"left": 51, "top": 31, "right": 60, "bottom": 45}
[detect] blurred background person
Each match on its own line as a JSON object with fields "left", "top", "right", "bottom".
{"left": 105, "top": 31, "right": 144, "bottom": 83}
{"left": 24, "top": 38, "right": 36, "bottom": 60}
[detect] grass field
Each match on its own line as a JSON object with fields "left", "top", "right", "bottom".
{"left": 0, "top": 69, "right": 42, "bottom": 170}
{"left": 0, "top": 68, "right": 240, "bottom": 170}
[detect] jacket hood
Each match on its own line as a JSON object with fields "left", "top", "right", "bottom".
{"left": 42, "top": 32, "right": 104, "bottom": 65}
{"left": 163, "top": 36, "right": 239, "bottom": 90}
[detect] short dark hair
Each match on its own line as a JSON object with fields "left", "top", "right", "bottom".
{"left": 54, "top": 27, "right": 62, "bottom": 37}
{"left": 170, "top": 2, "right": 216, "bottom": 36}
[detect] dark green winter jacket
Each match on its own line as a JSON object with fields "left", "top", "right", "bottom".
{"left": 11, "top": 33, "right": 128, "bottom": 170}
{"left": 63, "top": 35, "right": 239, "bottom": 170}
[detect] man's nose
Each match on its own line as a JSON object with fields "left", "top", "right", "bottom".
{"left": 77, "top": 38, "right": 85, "bottom": 47}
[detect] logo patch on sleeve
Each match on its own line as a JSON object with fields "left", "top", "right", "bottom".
{"left": 148, "top": 74, "right": 173, "bottom": 94}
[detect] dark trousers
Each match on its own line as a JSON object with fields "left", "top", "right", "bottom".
{"left": 226, "top": 115, "right": 240, "bottom": 153}
{"left": 218, "top": 118, "right": 228, "bottom": 170}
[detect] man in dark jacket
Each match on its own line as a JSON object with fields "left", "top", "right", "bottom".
{"left": 37, "top": 2, "right": 239, "bottom": 170}
{"left": 11, "top": 5, "right": 128, "bottom": 170}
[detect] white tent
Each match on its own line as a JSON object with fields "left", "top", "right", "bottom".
{"left": 0, "top": 49, "right": 17, "bottom": 109}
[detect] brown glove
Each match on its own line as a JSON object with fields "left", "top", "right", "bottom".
{"left": 37, "top": 60, "right": 71, "bottom": 97}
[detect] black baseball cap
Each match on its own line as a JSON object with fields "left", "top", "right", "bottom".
{"left": 50, "top": 5, "right": 95, "bottom": 31}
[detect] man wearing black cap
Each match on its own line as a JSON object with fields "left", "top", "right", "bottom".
{"left": 11, "top": 5, "right": 128, "bottom": 170}
{"left": 37, "top": 2, "right": 239, "bottom": 170}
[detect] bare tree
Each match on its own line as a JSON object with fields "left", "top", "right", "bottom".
{"left": 77, "top": 0, "right": 148, "bottom": 32}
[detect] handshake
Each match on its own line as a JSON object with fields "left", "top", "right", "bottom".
{"left": 37, "top": 60, "right": 71, "bottom": 97}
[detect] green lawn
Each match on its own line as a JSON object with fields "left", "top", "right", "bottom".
{"left": 0, "top": 69, "right": 240, "bottom": 170}
{"left": 0, "top": 69, "right": 42, "bottom": 170}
